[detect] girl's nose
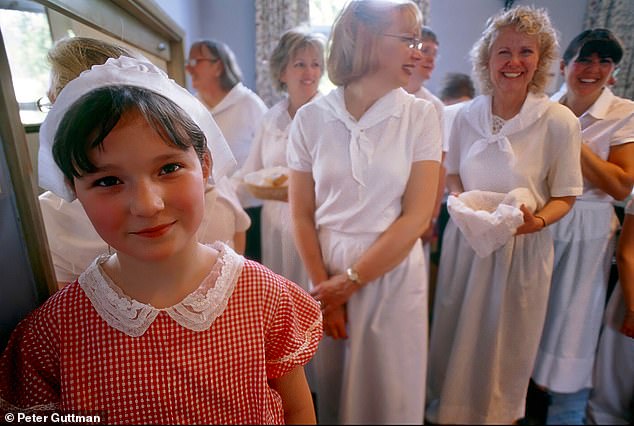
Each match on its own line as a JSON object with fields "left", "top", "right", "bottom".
{"left": 130, "top": 180, "right": 165, "bottom": 217}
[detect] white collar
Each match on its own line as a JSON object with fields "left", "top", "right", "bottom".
{"left": 317, "top": 87, "right": 410, "bottom": 186}
{"left": 583, "top": 87, "right": 615, "bottom": 120}
{"left": 212, "top": 82, "right": 250, "bottom": 115}
{"left": 78, "top": 242, "right": 244, "bottom": 337}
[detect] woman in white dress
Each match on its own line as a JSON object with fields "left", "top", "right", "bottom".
{"left": 39, "top": 37, "right": 247, "bottom": 287}
{"left": 186, "top": 39, "right": 267, "bottom": 262}
{"left": 239, "top": 28, "right": 324, "bottom": 291}
{"left": 426, "top": 6, "right": 583, "bottom": 424}
{"left": 287, "top": 1, "right": 442, "bottom": 423}
{"left": 586, "top": 199, "right": 634, "bottom": 425}
{"left": 531, "top": 29, "right": 634, "bottom": 424}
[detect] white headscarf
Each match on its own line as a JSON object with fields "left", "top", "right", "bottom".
{"left": 38, "top": 56, "right": 237, "bottom": 202}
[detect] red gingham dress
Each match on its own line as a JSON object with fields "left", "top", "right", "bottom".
{"left": 0, "top": 243, "right": 322, "bottom": 424}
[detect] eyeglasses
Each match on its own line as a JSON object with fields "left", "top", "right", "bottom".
{"left": 186, "top": 57, "right": 219, "bottom": 67}
{"left": 382, "top": 34, "right": 423, "bottom": 50}
{"left": 36, "top": 96, "right": 52, "bottom": 112}
{"left": 419, "top": 43, "right": 438, "bottom": 59}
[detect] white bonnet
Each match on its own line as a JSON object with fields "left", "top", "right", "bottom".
{"left": 38, "top": 55, "right": 236, "bottom": 202}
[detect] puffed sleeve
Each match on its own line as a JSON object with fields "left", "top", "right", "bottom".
{"left": 264, "top": 272, "right": 322, "bottom": 379}
{"left": 546, "top": 104, "right": 584, "bottom": 197}
{"left": 0, "top": 306, "right": 60, "bottom": 408}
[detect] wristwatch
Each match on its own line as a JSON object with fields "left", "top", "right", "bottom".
{"left": 345, "top": 267, "right": 362, "bottom": 286}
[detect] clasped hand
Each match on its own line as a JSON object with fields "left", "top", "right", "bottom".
{"left": 311, "top": 273, "right": 355, "bottom": 340}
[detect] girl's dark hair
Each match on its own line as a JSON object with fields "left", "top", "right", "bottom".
{"left": 53, "top": 85, "right": 208, "bottom": 184}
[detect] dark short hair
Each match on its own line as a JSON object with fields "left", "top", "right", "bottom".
{"left": 420, "top": 26, "right": 438, "bottom": 45}
{"left": 562, "top": 28, "right": 624, "bottom": 66}
{"left": 190, "top": 39, "right": 243, "bottom": 91}
{"left": 53, "top": 85, "right": 208, "bottom": 184}
{"left": 440, "top": 72, "right": 475, "bottom": 102}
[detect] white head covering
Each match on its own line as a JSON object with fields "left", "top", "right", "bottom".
{"left": 38, "top": 56, "right": 237, "bottom": 202}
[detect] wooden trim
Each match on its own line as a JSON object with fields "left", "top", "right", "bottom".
{"left": 0, "top": 32, "right": 58, "bottom": 300}
{"left": 34, "top": 0, "right": 186, "bottom": 85}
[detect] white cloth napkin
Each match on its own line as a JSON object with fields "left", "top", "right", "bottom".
{"left": 447, "top": 188, "right": 536, "bottom": 257}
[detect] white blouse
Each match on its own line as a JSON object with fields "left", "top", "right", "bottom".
{"left": 206, "top": 82, "right": 268, "bottom": 169}
{"left": 552, "top": 87, "right": 634, "bottom": 203}
{"left": 287, "top": 87, "right": 442, "bottom": 233}
{"left": 445, "top": 93, "right": 583, "bottom": 209}
{"left": 412, "top": 86, "right": 447, "bottom": 151}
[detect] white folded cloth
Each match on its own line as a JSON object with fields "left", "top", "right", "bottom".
{"left": 447, "top": 188, "right": 536, "bottom": 257}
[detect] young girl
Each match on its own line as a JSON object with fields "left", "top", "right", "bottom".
{"left": 37, "top": 37, "right": 250, "bottom": 289}
{"left": 1, "top": 56, "right": 321, "bottom": 424}
{"left": 287, "top": 1, "right": 442, "bottom": 423}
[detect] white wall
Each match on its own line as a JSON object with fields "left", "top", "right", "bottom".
{"left": 427, "top": 0, "right": 588, "bottom": 96}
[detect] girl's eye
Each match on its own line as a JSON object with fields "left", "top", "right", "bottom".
{"left": 93, "top": 176, "right": 122, "bottom": 187}
{"left": 294, "top": 62, "right": 306, "bottom": 68}
{"left": 160, "top": 163, "right": 182, "bottom": 175}
{"left": 521, "top": 49, "right": 534, "bottom": 55}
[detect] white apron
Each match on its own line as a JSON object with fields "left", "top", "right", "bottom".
{"left": 532, "top": 201, "right": 618, "bottom": 392}
{"left": 427, "top": 94, "right": 565, "bottom": 424}
{"left": 314, "top": 229, "right": 428, "bottom": 425}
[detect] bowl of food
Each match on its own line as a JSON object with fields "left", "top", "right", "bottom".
{"left": 243, "top": 166, "right": 289, "bottom": 201}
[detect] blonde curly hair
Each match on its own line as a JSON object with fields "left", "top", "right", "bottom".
{"left": 470, "top": 5, "right": 559, "bottom": 95}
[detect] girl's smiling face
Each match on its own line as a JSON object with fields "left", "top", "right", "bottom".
{"left": 73, "top": 110, "right": 210, "bottom": 262}
{"left": 488, "top": 26, "right": 540, "bottom": 96}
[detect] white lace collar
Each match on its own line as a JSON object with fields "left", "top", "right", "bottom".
{"left": 78, "top": 242, "right": 244, "bottom": 337}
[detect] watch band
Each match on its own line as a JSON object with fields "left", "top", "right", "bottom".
{"left": 346, "top": 267, "right": 362, "bottom": 286}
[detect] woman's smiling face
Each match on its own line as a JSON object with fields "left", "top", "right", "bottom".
{"left": 488, "top": 26, "right": 540, "bottom": 97}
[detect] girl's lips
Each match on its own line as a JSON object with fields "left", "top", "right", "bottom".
{"left": 132, "top": 221, "right": 176, "bottom": 238}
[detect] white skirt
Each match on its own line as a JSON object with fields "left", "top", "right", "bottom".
{"left": 313, "top": 228, "right": 428, "bottom": 424}
{"left": 260, "top": 200, "right": 309, "bottom": 291}
{"left": 585, "top": 285, "right": 634, "bottom": 425}
{"left": 427, "top": 219, "right": 554, "bottom": 424}
{"left": 532, "top": 201, "right": 618, "bottom": 392}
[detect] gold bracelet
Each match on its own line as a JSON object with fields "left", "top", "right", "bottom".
{"left": 535, "top": 215, "right": 547, "bottom": 228}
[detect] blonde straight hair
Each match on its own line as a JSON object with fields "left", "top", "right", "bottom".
{"left": 47, "top": 37, "right": 134, "bottom": 100}
{"left": 327, "top": 0, "right": 422, "bottom": 87}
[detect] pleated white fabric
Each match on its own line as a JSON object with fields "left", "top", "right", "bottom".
{"left": 427, "top": 221, "right": 554, "bottom": 424}
{"left": 427, "top": 93, "right": 583, "bottom": 424}
{"left": 532, "top": 201, "right": 618, "bottom": 392}
{"left": 314, "top": 229, "right": 428, "bottom": 425}
{"left": 585, "top": 285, "right": 634, "bottom": 425}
